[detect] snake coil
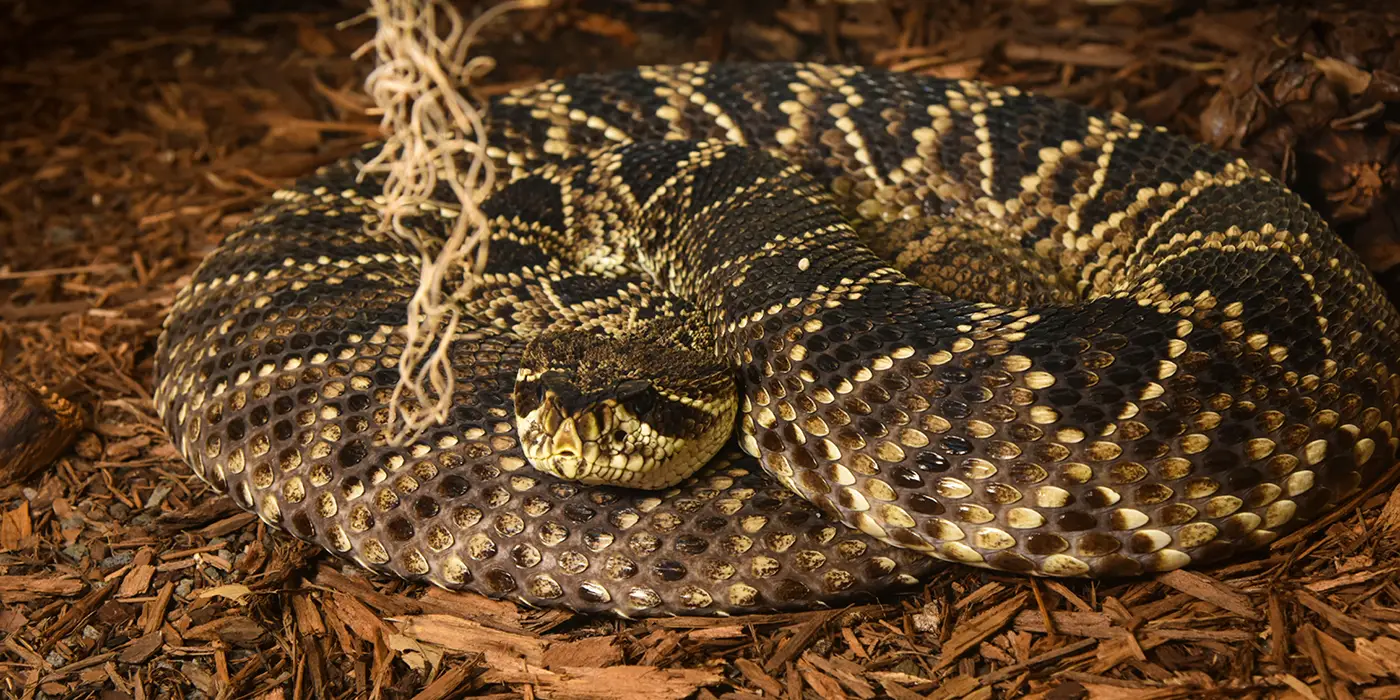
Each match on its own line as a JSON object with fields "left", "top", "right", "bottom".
{"left": 155, "top": 63, "right": 1400, "bottom": 616}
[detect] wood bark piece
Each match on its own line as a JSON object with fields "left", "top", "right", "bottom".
{"left": 0, "top": 371, "right": 82, "bottom": 487}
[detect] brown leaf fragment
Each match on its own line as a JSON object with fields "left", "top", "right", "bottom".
{"left": 394, "top": 614, "right": 546, "bottom": 668}
{"left": 1190, "top": 15, "right": 1268, "bottom": 53}
{"left": 1200, "top": 89, "right": 1250, "bottom": 150}
{"left": 1156, "top": 569, "right": 1259, "bottom": 619}
{"left": 0, "top": 607, "right": 28, "bottom": 635}
{"left": 542, "top": 636, "right": 622, "bottom": 670}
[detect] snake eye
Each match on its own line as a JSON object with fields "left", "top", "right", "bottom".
{"left": 616, "top": 379, "right": 655, "bottom": 416}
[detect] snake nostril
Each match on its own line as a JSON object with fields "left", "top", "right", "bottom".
{"left": 613, "top": 430, "right": 627, "bottom": 443}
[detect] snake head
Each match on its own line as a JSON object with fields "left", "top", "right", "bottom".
{"left": 513, "top": 323, "right": 737, "bottom": 490}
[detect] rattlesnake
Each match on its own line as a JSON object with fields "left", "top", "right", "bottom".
{"left": 154, "top": 63, "right": 1400, "bottom": 616}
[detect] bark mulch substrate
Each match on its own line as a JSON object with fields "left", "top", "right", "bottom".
{"left": 3, "top": 1, "right": 1400, "bottom": 698}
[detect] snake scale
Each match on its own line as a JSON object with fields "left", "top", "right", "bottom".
{"left": 155, "top": 62, "right": 1400, "bottom": 617}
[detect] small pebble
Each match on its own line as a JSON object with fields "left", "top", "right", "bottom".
{"left": 100, "top": 550, "right": 134, "bottom": 570}
{"left": 174, "top": 578, "right": 194, "bottom": 599}
{"left": 45, "top": 650, "right": 70, "bottom": 668}
{"left": 911, "top": 601, "right": 944, "bottom": 633}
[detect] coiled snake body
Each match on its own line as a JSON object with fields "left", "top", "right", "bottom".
{"left": 155, "top": 63, "right": 1400, "bottom": 616}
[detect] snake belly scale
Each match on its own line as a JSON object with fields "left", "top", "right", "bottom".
{"left": 155, "top": 62, "right": 1400, "bottom": 617}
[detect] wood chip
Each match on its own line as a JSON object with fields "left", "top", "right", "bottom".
{"left": 117, "top": 633, "right": 164, "bottom": 665}
{"left": 764, "top": 609, "right": 841, "bottom": 673}
{"left": 0, "top": 372, "right": 82, "bottom": 487}
{"left": 394, "top": 614, "right": 546, "bottom": 668}
{"left": 116, "top": 549, "right": 157, "bottom": 598}
{"left": 542, "top": 636, "right": 623, "bottom": 670}
{"left": 0, "top": 574, "right": 84, "bottom": 602}
{"left": 186, "top": 616, "right": 265, "bottom": 645}
{"left": 487, "top": 665, "right": 723, "bottom": 700}
{"left": 1156, "top": 569, "right": 1260, "bottom": 620}
{"left": 734, "top": 657, "right": 783, "bottom": 696}
{"left": 935, "top": 593, "right": 1028, "bottom": 670}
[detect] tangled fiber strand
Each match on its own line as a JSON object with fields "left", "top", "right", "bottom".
{"left": 353, "top": 0, "right": 544, "bottom": 445}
